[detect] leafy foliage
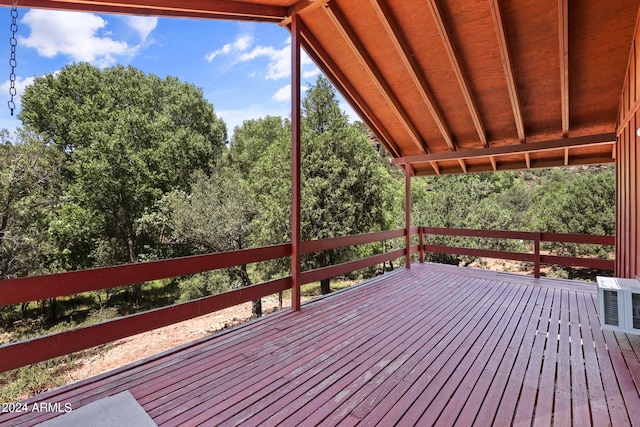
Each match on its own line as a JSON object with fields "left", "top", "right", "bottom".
{"left": 19, "top": 63, "right": 227, "bottom": 271}
{"left": 249, "top": 76, "right": 397, "bottom": 293}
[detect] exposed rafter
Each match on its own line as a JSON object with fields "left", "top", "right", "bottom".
{"left": 371, "top": 0, "right": 456, "bottom": 151}
{"left": 298, "top": 22, "right": 401, "bottom": 157}
{"left": 564, "top": 147, "right": 569, "bottom": 165}
{"left": 458, "top": 159, "right": 468, "bottom": 173}
{"left": 323, "top": 3, "right": 429, "bottom": 154}
{"left": 392, "top": 133, "right": 616, "bottom": 165}
{"left": 559, "top": 0, "right": 569, "bottom": 137}
{"left": 0, "top": 0, "right": 287, "bottom": 21}
{"left": 431, "top": 162, "right": 441, "bottom": 175}
{"left": 489, "top": 0, "right": 525, "bottom": 142}
{"left": 428, "top": 0, "right": 487, "bottom": 148}
{"left": 490, "top": 156, "right": 497, "bottom": 171}
{"left": 280, "top": 0, "right": 329, "bottom": 26}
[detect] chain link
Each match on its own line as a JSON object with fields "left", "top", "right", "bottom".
{"left": 8, "top": 0, "right": 18, "bottom": 116}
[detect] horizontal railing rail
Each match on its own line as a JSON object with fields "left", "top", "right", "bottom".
{"left": 1, "top": 226, "right": 611, "bottom": 373}
{"left": 0, "top": 228, "right": 413, "bottom": 373}
{"left": 0, "top": 244, "right": 292, "bottom": 307}
{"left": 422, "top": 227, "right": 615, "bottom": 277}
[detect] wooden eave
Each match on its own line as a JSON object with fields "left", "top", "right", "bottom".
{"left": 2, "top": 0, "right": 638, "bottom": 175}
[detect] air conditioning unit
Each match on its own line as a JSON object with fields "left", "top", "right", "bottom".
{"left": 597, "top": 276, "right": 640, "bottom": 335}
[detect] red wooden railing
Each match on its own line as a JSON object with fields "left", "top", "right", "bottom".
{"left": 422, "top": 227, "right": 615, "bottom": 277}
{"left": 0, "top": 226, "right": 612, "bottom": 373}
{"left": 0, "top": 228, "right": 417, "bottom": 373}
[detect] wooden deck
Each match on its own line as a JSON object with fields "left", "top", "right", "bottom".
{"left": 3, "top": 263, "right": 640, "bottom": 426}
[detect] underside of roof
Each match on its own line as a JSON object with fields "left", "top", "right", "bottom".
{"left": 4, "top": 0, "right": 639, "bottom": 175}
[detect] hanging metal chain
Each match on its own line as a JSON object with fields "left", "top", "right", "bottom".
{"left": 8, "top": 0, "right": 18, "bottom": 116}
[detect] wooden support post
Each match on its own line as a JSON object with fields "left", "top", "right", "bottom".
{"left": 534, "top": 231, "right": 541, "bottom": 278}
{"left": 419, "top": 226, "right": 425, "bottom": 263}
{"left": 291, "top": 13, "right": 302, "bottom": 311}
{"left": 405, "top": 163, "right": 411, "bottom": 268}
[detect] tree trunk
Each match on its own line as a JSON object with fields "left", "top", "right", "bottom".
{"left": 124, "top": 222, "right": 142, "bottom": 306}
{"left": 320, "top": 251, "right": 335, "bottom": 295}
{"left": 228, "top": 264, "right": 261, "bottom": 317}
{"left": 320, "top": 278, "right": 331, "bottom": 295}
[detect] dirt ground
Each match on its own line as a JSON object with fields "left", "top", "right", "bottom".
{"left": 64, "top": 294, "right": 291, "bottom": 386}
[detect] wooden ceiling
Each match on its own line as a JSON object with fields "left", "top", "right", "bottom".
{"left": 4, "top": 0, "right": 639, "bottom": 175}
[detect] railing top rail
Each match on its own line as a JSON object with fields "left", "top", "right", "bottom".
{"left": 300, "top": 228, "right": 405, "bottom": 254}
{"left": 540, "top": 232, "right": 615, "bottom": 245}
{"left": 422, "top": 227, "right": 615, "bottom": 246}
{"left": 0, "top": 244, "right": 291, "bottom": 307}
{"left": 421, "top": 227, "right": 533, "bottom": 240}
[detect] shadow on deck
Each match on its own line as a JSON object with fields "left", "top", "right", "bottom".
{"left": 3, "top": 263, "right": 640, "bottom": 426}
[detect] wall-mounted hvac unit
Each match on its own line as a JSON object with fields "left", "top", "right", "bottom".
{"left": 597, "top": 276, "right": 640, "bottom": 335}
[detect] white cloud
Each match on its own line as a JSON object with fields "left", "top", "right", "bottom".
{"left": 303, "top": 67, "right": 321, "bottom": 79}
{"left": 272, "top": 84, "right": 291, "bottom": 102}
{"left": 239, "top": 44, "right": 290, "bottom": 80}
{"left": 205, "top": 34, "right": 254, "bottom": 62}
{"left": 272, "top": 84, "right": 309, "bottom": 103}
{"left": 122, "top": 16, "right": 158, "bottom": 41}
{"left": 19, "top": 10, "right": 145, "bottom": 67}
{"left": 209, "top": 34, "right": 319, "bottom": 81}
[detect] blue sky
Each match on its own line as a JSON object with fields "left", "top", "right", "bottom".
{"left": 0, "top": 9, "right": 357, "bottom": 137}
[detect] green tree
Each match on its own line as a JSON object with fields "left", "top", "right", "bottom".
{"left": 0, "top": 130, "right": 64, "bottom": 322}
{"left": 19, "top": 63, "right": 227, "bottom": 300}
{"left": 227, "top": 116, "right": 290, "bottom": 179}
{"left": 158, "top": 167, "right": 262, "bottom": 316}
{"left": 527, "top": 167, "right": 615, "bottom": 257}
{"left": 252, "top": 76, "right": 396, "bottom": 294}
{"left": 0, "top": 130, "right": 63, "bottom": 280}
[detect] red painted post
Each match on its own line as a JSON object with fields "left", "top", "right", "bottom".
{"left": 419, "top": 226, "right": 425, "bottom": 263}
{"left": 291, "top": 14, "right": 302, "bottom": 311}
{"left": 405, "top": 163, "right": 411, "bottom": 268}
{"left": 534, "top": 231, "right": 541, "bottom": 278}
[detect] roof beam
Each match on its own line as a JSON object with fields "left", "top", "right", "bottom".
{"left": 525, "top": 152, "right": 531, "bottom": 169}
{"left": 371, "top": 0, "right": 456, "bottom": 151}
{"left": 413, "top": 155, "right": 615, "bottom": 176}
{"left": 324, "top": 3, "right": 430, "bottom": 154}
{"left": 489, "top": 0, "right": 525, "bottom": 142}
{"left": 490, "top": 156, "right": 497, "bottom": 171}
{"left": 559, "top": 0, "right": 569, "bottom": 137}
{"left": 298, "top": 21, "right": 401, "bottom": 157}
{"left": 564, "top": 147, "right": 569, "bottom": 166}
{"left": 280, "top": 0, "right": 329, "bottom": 26}
{"left": 428, "top": 0, "right": 487, "bottom": 148}
{"left": 458, "top": 159, "right": 468, "bottom": 173}
{"left": 0, "top": 0, "right": 287, "bottom": 22}
{"left": 392, "top": 133, "right": 616, "bottom": 165}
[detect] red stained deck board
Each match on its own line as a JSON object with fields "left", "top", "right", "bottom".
{"left": 171, "top": 271, "right": 471, "bottom": 426}
{"left": 473, "top": 286, "right": 550, "bottom": 425}
{"left": 577, "top": 292, "right": 613, "bottom": 426}
{"left": 584, "top": 293, "right": 633, "bottom": 427}
{"left": 569, "top": 291, "right": 591, "bottom": 426}
{"left": 3, "top": 263, "right": 640, "bottom": 427}
{"left": 435, "top": 282, "right": 536, "bottom": 426}
{"left": 411, "top": 283, "right": 525, "bottom": 425}
{"left": 351, "top": 278, "right": 507, "bottom": 426}
{"left": 453, "top": 286, "right": 544, "bottom": 426}
{"left": 306, "top": 278, "right": 506, "bottom": 426}
{"left": 246, "top": 273, "right": 487, "bottom": 427}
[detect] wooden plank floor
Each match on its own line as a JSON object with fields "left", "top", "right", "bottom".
{"left": 3, "top": 263, "right": 640, "bottom": 426}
